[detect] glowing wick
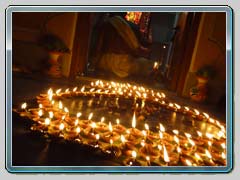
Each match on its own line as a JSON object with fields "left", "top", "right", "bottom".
{"left": 96, "top": 134, "right": 100, "bottom": 140}
{"left": 222, "top": 152, "right": 226, "bottom": 159}
{"left": 39, "top": 104, "right": 43, "bottom": 108}
{"left": 203, "top": 113, "right": 209, "bottom": 119}
{"left": 75, "top": 119, "right": 79, "bottom": 126}
{"left": 184, "top": 133, "right": 192, "bottom": 139}
{"left": 116, "top": 119, "right": 120, "bottom": 125}
{"left": 81, "top": 86, "right": 85, "bottom": 92}
{"left": 194, "top": 109, "right": 200, "bottom": 115}
{"left": 196, "top": 131, "right": 202, "bottom": 137}
{"left": 121, "top": 135, "right": 126, "bottom": 144}
{"left": 132, "top": 150, "right": 137, "bottom": 159}
{"left": 64, "top": 107, "right": 69, "bottom": 113}
{"left": 205, "top": 149, "right": 212, "bottom": 159}
{"left": 173, "top": 135, "right": 179, "bottom": 144}
{"left": 185, "top": 159, "right": 192, "bottom": 166}
{"left": 173, "top": 129, "right": 179, "bottom": 135}
{"left": 101, "top": 117, "right": 105, "bottom": 123}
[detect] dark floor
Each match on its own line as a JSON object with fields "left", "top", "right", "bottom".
{"left": 10, "top": 72, "right": 226, "bottom": 166}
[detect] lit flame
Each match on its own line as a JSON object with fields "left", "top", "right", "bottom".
{"left": 163, "top": 145, "right": 170, "bottom": 163}
{"left": 203, "top": 112, "right": 209, "bottom": 119}
{"left": 159, "top": 131, "right": 163, "bottom": 139}
{"left": 73, "top": 87, "right": 77, "bottom": 92}
{"left": 45, "top": 118, "right": 50, "bottom": 125}
{"left": 76, "top": 127, "right": 81, "bottom": 133}
{"left": 206, "top": 132, "right": 213, "bottom": 139}
{"left": 174, "top": 135, "right": 179, "bottom": 144}
{"left": 21, "top": 102, "right": 27, "bottom": 109}
{"left": 101, "top": 117, "right": 105, "bottom": 123}
{"left": 221, "top": 152, "right": 226, "bottom": 159}
{"left": 142, "top": 130, "right": 147, "bottom": 137}
{"left": 96, "top": 134, "right": 100, "bottom": 140}
{"left": 77, "top": 112, "right": 82, "bottom": 118}
{"left": 65, "top": 88, "right": 69, "bottom": 93}
{"left": 141, "top": 140, "right": 145, "bottom": 147}
{"left": 153, "top": 62, "right": 158, "bottom": 69}
{"left": 169, "top": 103, "right": 174, "bottom": 107}
{"left": 88, "top": 113, "right": 93, "bottom": 120}
{"left": 64, "top": 107, "right": 69, "bottom": 113}
{"left": 38, "top": 109, "right": 43, "bottom": 117}
{"left": 75, "top": 119, "right": 79, "bottom": 126}
{"left": 109, "top": 122, "right": 113, "bottom": 132}
{"left": 121, "top": 135, "right": 125, "bottom": 143}
{"left": 132, "top": 151, "right": 137, "bottom": 158}
{"left": 177, "top": 147, "right": 181, "bottom": 153}
{"left": 217, "top": 131, "right": 225, "bottom": 138}
{"left": 116, "top": 119, "right": 120, "bottom": 125}
{"left": 91, "top": 122, "right": 96, "bottom": 129}
{"left": 209, "top": 118, "right": 215, "bottom": 123}
{"left": 59, "top": 123, "right": 65, "bottom": 130}
{"left": 174, "top": 103, "right": 181, "bottom": 109}
{"left": 81, "top": 86, "right": 85, "bottom": 92}
{"left": 56, "top": 89, "right": 62, "bottom": 95}
{"left": 39, "top": 104, "right": 43, "bottom": 108}
{"left": 158, "top": 144, "right": 162, "bottom": 151}
{"left": 132, "top": 112, "right": 136, "bottom": 128}
{"left": 159, "top": 123, "right": 165, "bottom": 132}
{"left": 184, "top": 106, "right": 189, "bottom": 111}
{"left": 49, "top": 111, "right": 54, "bottom": 119}
{"left": 145, "top": 123, "right": 149, "bottom": 131}
{"left": 161, "top": 93, "right": 166, "bottom": 98}
{"left": 221, "top": 143, "right": 226, "bottom": 149}
{"left": 194, "top": 109, "right": 200, "bottom": 115}
{"left": 205, "top": 149, "right": 212, "bottom": 159}
{"left": 194, "top": 153, "right": 201, "bottom": 160}
{"left": 59, "top": 101, "right": 63, "bottom": 109}
{"left": 184, "top": 133, "right": 192, "bottom": 139}
{"left": 173, "top": 129, "right": 179, "bottom": 135}
{"left": 110, "top": 139, "right": 113, "bottom": 145}
{"left": 208, "top": 141, "right": 212, "bottom": 146}
{"left": 196, "top": 131, "right": 202, "bottom": 137}
{"left": 146, "top": 156, "right": 150, "bottom": 161}
{"left": 185, "top": 159, "right": 192, "bottom": 166}
{"left": 188, "top": 138, "right": 195, "bottom": 146}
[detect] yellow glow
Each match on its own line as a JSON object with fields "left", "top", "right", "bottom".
{"left": 161, "top": 93, "right": 166, "bottom": 98}
{"left": 109, "top": 122, "right": 113, "bottom": 132}
{"left": 141, "top": 140, "right": 145, "bottom": 147}
{"left": 194, "top": 153, "right": 201, "bottom": 160}
{"left": 64, "top": 107, "right": 69, "bottom": 113}
{"left": 221, "top": 152, "right": 226, "bottom": 159}
{"left": 205, "top": 149, "right": 212, "bottom": 159}
{"left": 101, "top": 117, "right": 105, "bottom": 123}
{"left": 91, "top": 122, "right": 96, "bottom": 129}
{"left": 177, "top": 146, "right": 181, "bottom": 153}
{"left": 163, "top": 145, "right": 170, "bottom": 163}
{"left": 158, "top": 144, "right": 162, "bottom": 151}
{"left": 185, "top": 159, "right": 192, "bottom": 166}
{"left": 184, "top": 106, "right": 189, "bottom": 111}
{"left": 174, "top": 135, "right": 179, "bottom": 144}
{"left": 196, "top": 131, "right": 202, "bottom": 137}
{"left": 65, "top": 88, "right": 69, "bottom": 93}
{"left": 173, "top": 129, "right": 179, "bottom": 135}
{"left": 145, "top": 123, "right": 149, "bottom": 131}
{"left": 146, "top": 156, "right": 150, "bottom": 161}
{"left": 132, "top": 112, "right": 136, "bottom": 128}
{"left": 184, "top": 133, "right": 192, "bottom": 139}
{"left": 88, "top": 113, "right": 93, "bottom": 120}
{"left": 159, "top": 123, "right": 165, "bottom": 132}
{"left": 77, "top": 112, "right": 82, "bottom": 118}
{"left": 116, "top": 119, "right": 120, "bottom": 125}
{"left": 73, "top": 87, "right": 77, "bottom": 92}
{"left": 39, "top": 104, "right": 43, "bottom": 108}
{"left": 59, "top": 101, "right": 63, "bottom": 109}
{"left": 110, "top": 139, "right": 113, "bottom": 145}
{"left": 59, "top": 123, "right": 65, "bottom": 130}
{"left": 96, "top": 134, "right": 100, "bottom": 140}
{"left": 81, "top": 86, "right": 85, "bottom": 92}
{"left": 206, "top": 132, "right": 213, "bottom": 139}
{"left": 21, "top": 102, "right": 27, "bottom": 109}
{"left": 45, "top": 118, "right": 50, "bottom": 125}
{"left": 203, "top": 113, "right": 209, "bottom": 119}
{"left": 159, "top": 131, "right": 163, "bottom": 139}
{"left": 194, "top": 109, "right": 200, "bottom": 115}
{"left": 169, "top": 103, "right": 174, "bottom": 107}
{"left": 221, "top": 143, "right": 226, "bottom": 149}
{"left": 174, "top": 103, "right": 181, "bottom": 109}
{"left": 188, "top": 138, "right": 195, "bottom": 146}
{"left": 38, "top": 109, "right": 43, "bottom": 117}
{"left": 56, "top": 89, "right": 62, "bottom": 95}
{"left": 75, "top": 119, "right": 79, "bottom": 126}
{"left": 49, "top": 111, "right": 54, "bottom": 119}
{"left": 76, "top": 127, "right": 81, "bottom": 133}
{"left": 132, "top": 151, "right": 137, "bottom": 158}
{"left": 121, "top": 135, "right": 125, "bottom": 143}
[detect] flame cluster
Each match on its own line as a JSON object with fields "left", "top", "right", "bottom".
{"left": 16, "top": 80, "right": 226, "bottom": 166}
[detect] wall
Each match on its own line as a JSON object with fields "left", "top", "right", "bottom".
{"left": 12, "top": 12, "right": 77, "bottom": 77}
{"left": 182, "top": 12, "right": 226, "bottom": 105}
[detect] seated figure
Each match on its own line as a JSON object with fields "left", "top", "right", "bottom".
{"left": 93, "top": 14, "right": 153, "bottom": 78}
